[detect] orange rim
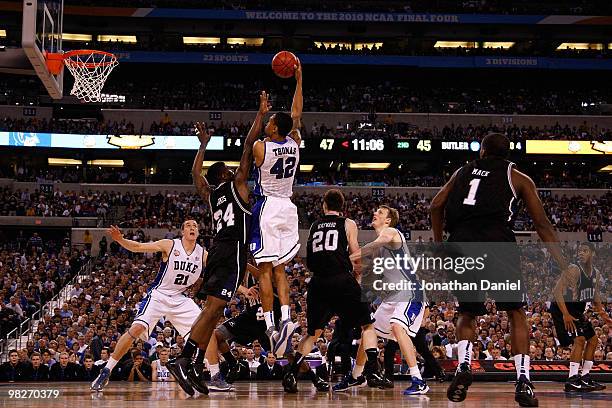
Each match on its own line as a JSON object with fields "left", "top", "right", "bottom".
{"left": 62, "top": 49, "right": 117, "bottom": 69}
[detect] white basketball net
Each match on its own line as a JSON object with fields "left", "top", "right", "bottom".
{"left": 64, "top": 52, "right": 118, "bottom": 103}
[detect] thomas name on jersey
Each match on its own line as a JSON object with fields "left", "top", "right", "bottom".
{"left": 272, "top": 146, "right": 297, "bottom": 156}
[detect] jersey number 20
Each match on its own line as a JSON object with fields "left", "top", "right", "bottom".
{"left": 312, "top": 230, "right": 338, "bottom": 252}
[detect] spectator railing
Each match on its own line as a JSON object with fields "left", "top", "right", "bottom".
{"left": 44, "top": 257, "right": 94, "bottom": 315}
{"left": 0, "top": 257, "right": 95, "bottom": 362}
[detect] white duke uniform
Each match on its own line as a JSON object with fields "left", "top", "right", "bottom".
{"left": 251, "top": 136, "right": 300, "bottom": 266}
{"left": 154, "top": 361, "right": 172, "bottom": 382}
{"left": 133, "top": 238, "right": 204, "bottom": 339}
{"left": 373, "top": 228, "right": 426, "bottom": 339}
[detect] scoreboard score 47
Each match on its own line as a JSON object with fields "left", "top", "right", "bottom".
{"left": 224, "top": 136, "right": 523, "bottom": 157}
{"left": 317, "top": 137, "right": 523, "bottom": 154}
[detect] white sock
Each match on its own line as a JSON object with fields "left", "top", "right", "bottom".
{"left": 514, "top": 354, "right": 530, "bottom": 380}
{"left": 457, "top": 340, "right": 472, "bottom": 368}
{"left": 569, "top": 361, "right": 580, "bottom": 377}
{"left": 105, "top": 357, "right": 119, "bottom": 371}
{"left": 581, "top": 360, "right": 593, "bottom": 376}
{"left": 281, "top": 305, "right": 290, "bottom": 321}
{"left": 209, "top": 363, "right": 220, "bottom": 377}
{"left": 264, "top": 311, "right": 275, "bottom": 330}
{"left": 409, "top": 365, "right": 422, "bottom": 380}
{"left": 352, "top": 364, "right": 364, "bottom": 378}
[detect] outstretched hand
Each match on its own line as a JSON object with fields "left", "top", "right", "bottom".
{"left": 107, "top": 225, "right": 123, "bottom": 242}
{"left": 194, "top": 121, "right": 211, "bottom": 145}
{"left": 294, "top": 57, "right": 302, "bottom": 82}
{"left": 259, "top": 91, "right": 271, "bottom": 115}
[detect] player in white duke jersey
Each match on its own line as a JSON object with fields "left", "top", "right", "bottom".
{"left": 348, "top": 205, "right": 429, "bottom": 396}
{"left": 91, "top": 219, "right": 206, "bottom": 391}
{"left": 251, "top": 58, "right": 303, "bottom": 356}
{"left": 152, "top": 347, "right": 173, "bottom": 382}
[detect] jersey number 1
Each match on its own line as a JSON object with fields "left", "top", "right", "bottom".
{"left": 463, "top": 178, "right": 481, "bottom": 206}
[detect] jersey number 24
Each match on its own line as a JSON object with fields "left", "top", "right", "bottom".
{"left": 213, "top": 203, "right": 235, "bottom": 232}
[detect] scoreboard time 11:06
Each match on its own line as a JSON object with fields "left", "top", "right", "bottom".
{"left": 225, "top": 137, "right": 522, "bottom": 156}
{"left": 317, "top": 138, "right": 522, "bottom": 154}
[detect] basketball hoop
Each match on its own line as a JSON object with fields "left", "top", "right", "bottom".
{"left": 53, "top": 50, "right": 118, "bottom": 103}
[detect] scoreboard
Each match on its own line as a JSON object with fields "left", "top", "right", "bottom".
{"left": 226, "top": 137, "right": 524, "bottom": 157}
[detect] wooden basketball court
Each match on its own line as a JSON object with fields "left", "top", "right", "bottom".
{"left": 1, "top": 381, "right": 610, "bottom": 407}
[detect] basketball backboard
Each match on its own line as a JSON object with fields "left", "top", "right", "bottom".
{"left": 21, "top": 0, "right": 64, "bottom": 99}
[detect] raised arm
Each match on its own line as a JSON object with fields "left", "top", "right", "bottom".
{"left": 108, "top": 226, "right": 173, "bottom": 259}
{"left": 235, "top": 91, "right": 270, "bottom": 203}
{"left": 192, "top": 122, "right": 213, "bottom": 201}
{"left": 430, "top": 170, "right": 458, "bottom": 242}
{"left": 289, "top": 57, "right": 302, "bottom": 143}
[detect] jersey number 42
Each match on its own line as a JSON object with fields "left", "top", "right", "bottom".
{"left": 270, "top": 157, "right": 297, "bottom": 179}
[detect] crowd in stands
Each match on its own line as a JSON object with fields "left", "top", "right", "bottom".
{"left": 1, "top": 161, "right": 608, "bottom": 189}
{"left": 295, "top": 191, "right": 612, "bottom": 233}
{"left": 97, "top": 80, "right": 612, "bottom": 114}
{"left": 62, "top": 0, "right": 612, "bottom": 15}
{"left": 2, "top": 185, "right": 608, "bottom": 234}
{"left": 1, "top": 239, "right": 610, "bottom": 382}
{"left": 6, "top": 166, "right": 150, "bottom": 185}
{"left": 2, "top": 75, "right": 610, "bottom": 114}
{"left": 0, "top": 235, "right": 88, "bottom": 339}
{"left": 0, "top": 188, "right": 113, "bottom": 220}
{"left": 3, "top": 116, "right": 611, "bottom": 142}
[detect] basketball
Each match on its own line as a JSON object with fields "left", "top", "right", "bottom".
{"left": 272, "top": 51, "right": 298, "bottom": 78}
